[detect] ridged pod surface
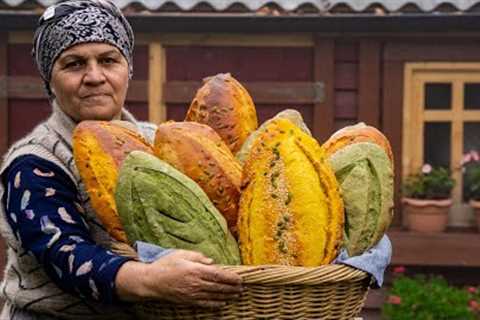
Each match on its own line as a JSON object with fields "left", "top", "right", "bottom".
{"left": 185, "top": 73, "right": 258, "bottom": 154}
{"left": 328, "top": 142, "right": 394, "bottom": 257}
{"left": 323, "top": 122, "right": 394, "bottom": 165}
{"left": 73, "top": 121, "right": 154, "bottom": 242}
{"left": 238, "top": 119, "right": 344, "bottom": 266}
{"left": 153, "top": 121, "right": 242, "bottom": 235}
{"left": 115, "top": 151, "right": 241, "bottom": 265}
{"left": 236, "top": 109, "right": 311, "bottom": 165}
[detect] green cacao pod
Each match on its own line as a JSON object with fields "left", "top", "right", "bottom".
{"left": 328, "top": 142, "right": 394, "bottom": 257}
{"left": 115, "top": 151, "right": 240, "bottom": 265}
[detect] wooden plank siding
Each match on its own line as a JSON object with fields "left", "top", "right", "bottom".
{"left": 0, "top": 32, "right": 8, "bottom": 283}
{"left": 358, "top": 40, "right": 381, "bottom": 128}
{"left": 0, "top": 33, "right": 8, "bottom": 157}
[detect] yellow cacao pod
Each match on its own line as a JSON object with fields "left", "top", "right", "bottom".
{"left": 238, "top": 118, "right": 344, "bottom": 266}
{"left": 73, "top": 121, "right": 154, "bottom": 242}
{"left": 153, "top": 121, "right": 242, "bottom": 235}
{"left": 185, "top": 73, "right": 258, "bottom": 154}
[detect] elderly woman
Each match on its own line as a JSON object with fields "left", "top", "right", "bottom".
{"left": 0, "top": 1, "right": 242, "bottom": 319}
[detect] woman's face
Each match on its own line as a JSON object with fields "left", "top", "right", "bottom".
{"left": 50, "top": 42, "right": 129, "bottom": 122}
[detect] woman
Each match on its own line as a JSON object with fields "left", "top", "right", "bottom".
{"left": 0, "top": 1, "right": 242, "bottom": 319}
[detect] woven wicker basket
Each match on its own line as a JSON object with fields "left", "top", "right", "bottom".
{"left": 113, "top": 245, "right": 370, "bottom": 319}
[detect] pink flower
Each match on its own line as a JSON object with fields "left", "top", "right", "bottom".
{"left": 469, "top": 300, "right": 479, "bottom": 311}
{"left": 468, "top": 287, "right": 478, "bottom": 294}
{"left": 472, "top": 151, "right": 480, "bottom": 162}
{"left": 393, "top": 266, "right": 406, "bottom": 274}
{"left": 422, "top": 164, "right": 432, "bottom": 174}
{"left": 463, "top": 153, "right": 473, "bottom": 165}
{"left": 387, "top": 295, "right": 402, "bottom": 305}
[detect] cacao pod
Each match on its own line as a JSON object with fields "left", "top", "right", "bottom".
{"left": 236, "top": 108, "right": 311, "bottom": 164}
{"left": 153, "top": 121, "right": 242, "bottom": 235}
{"left": 323, "top": 122, "right": 394, "bottom": 165}
{"left": 238, "top": 118, "right": 344, "bottom": 266}
{"left": 73, "top": 121, "right": 154, "bottom": 242}
{"left": 185, "top": 73, "right": 258, "bottom": 154}
{"left": 115, "top": 151, "right": 241, "bottom": 265}
{"left": 328, "top": 142, "right": 394, "bottom": 257}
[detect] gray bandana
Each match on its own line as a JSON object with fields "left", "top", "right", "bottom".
{"left": 32, "top": 0, "right": 134, "bottom": 96}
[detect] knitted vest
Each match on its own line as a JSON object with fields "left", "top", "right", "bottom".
{"left": 0, "top": 103, "right": 156, "bottom": 319}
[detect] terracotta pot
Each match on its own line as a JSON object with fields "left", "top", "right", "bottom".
{"left": 469, "top": 200, "right": 480, "bottom": 231}
{"left": 402, "top": 198, "right": 452, "bottom": 233}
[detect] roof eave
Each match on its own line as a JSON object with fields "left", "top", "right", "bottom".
{"left": 1, "top": 11, "right": 480, "bottom": 33}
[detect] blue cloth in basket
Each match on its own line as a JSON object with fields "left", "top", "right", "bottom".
{"left": 333, "top": 234, "right": 391, "bottom": 288}
{"left": 135, "top": 234, "right": 391, "bottom": 289}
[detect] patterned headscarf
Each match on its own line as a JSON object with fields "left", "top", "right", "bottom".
{"left": 32, "top": 0, "right": 134, "bottom": 96}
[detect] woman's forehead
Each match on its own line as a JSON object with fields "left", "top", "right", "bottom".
{"left": 58, "top": 43, "right": 121, "bottom": 59}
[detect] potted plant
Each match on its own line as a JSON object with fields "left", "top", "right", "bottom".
{"left": 382, "top": 269, "right": 479, "bottom": 320}
{"left": 462, "top": 150, "right": 480, "bottom": 230}
{"left": 402, "top": 164, "right": 455, "bottom": 232}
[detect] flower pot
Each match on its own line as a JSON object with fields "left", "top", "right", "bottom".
{"left": 402, "top": 198, "right": 452, "bottom": 233}
{"left": 469, "top": 200, "right": 480, "bottom": 231}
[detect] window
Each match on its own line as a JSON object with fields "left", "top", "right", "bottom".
{"left": 403, "top": 63, "right": 480, "bottom": 227}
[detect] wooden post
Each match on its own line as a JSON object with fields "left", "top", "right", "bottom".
{"left": 313, "top": 36, "right": 335, "bottom": 142}
{"left": 383, "top": 60, "right": 405, "bottom": 226}
{"left": 0, "top": 32, "right": 8, "bottom": 157}
{"left": 148, "top": 42, "right": 166, "bottom": 124}
{"left": 358, "top": 40, "right": 381, "bottom": 128}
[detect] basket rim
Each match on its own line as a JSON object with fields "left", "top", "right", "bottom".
{"left": 111, "top": 242, "right": 369, "bottom": 285}
{"left": 221, "top": 264, "right": 369, "bottom": 285}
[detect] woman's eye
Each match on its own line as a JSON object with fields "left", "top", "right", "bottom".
{"left": 101, "top": 57, "right": 116, "bottom": 64}
{"left": 65, "top": 60, "right": 83, "bottom": 69}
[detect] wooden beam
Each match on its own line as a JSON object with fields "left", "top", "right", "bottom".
{"left": 6, "top": 76, "right": 148, "bottom": 102}
{"left": 136, "top": 33, "right": 314, "bottom": 47}
{"left": 384, "top": 42, "right": 480, "bottom": 62}
{"left": 0, "top": 32, "right": 8, "bottom": 157}
{"left": 388, "top": 230, "right": 480, "bottom": 267}
{"left": 358, "top": 40, "right": 381, "bottom": 127}
{"left": 313, "top": 36, "right": 335, "bottom": 142}
{"left": 383, "top": 61, "right": 404, "bottom": 227}
{"left": 148, "top": 42, "right": 166, "bottom": 125}
{"left": 164, "top": 81, "right": 324, "bottom": 105}
{"left": 6, "top": 77, "right": 325, "bottom": 105}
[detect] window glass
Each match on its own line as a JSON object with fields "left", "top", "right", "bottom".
{"left": 424, "top": 122, "right": 451, "bottom": 168}
{"left": 425, "top": 83, "right": 451, "bottom": 110}
{"left": 464, "top": 83, "right": 480, "bottom": 110}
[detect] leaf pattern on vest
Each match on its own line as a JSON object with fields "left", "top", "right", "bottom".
{"left": 20, "top": 190, "right": 30, "bottom": 210}
{"left": 33, "top": 168, "right": 55, "bottom": 177}
{"left": 14, "top": 171, "right": 21, "bottom": 188}
{"left": 76, "top": 260, "right": 93, "bottom": 276}
{"left": 45, "top": 188, "right": 56, "bottom": 197}
{"left": 25, "top": 209, "right": 35, "bottom": 220}
{"left": 58, "top": 207, "right": 76, "bottom": 224}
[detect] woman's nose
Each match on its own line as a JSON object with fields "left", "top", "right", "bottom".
{"left": 83, "top": 63, "right": 106, "bottom": 84}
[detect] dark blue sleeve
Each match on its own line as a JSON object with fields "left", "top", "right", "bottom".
{"left": 1, "top": 155, "right": 132, "bottom": 304}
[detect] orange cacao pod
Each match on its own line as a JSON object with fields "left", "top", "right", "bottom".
{"left": 153, "top": 121, "right": 242, "bottom": 235}
{"left": 73, "top": 121, "right": 154, "bottom": 242}
{"left": 323, "top": 122, "right": 394, "bottom": 165}
{"left": 185, "top": 73, "right": 258, "bottom": 154}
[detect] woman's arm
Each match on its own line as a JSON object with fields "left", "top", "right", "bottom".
{"left": 2, "top": 155, "right": 242, "bottom": 306}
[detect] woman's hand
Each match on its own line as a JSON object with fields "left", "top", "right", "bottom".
{"left": 116, "top": 250, "right": 243, "bottom": 308}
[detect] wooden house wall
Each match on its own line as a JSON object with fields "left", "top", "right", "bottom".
{"left": 3, "top": 31, "right": 480, "bottom": 270}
